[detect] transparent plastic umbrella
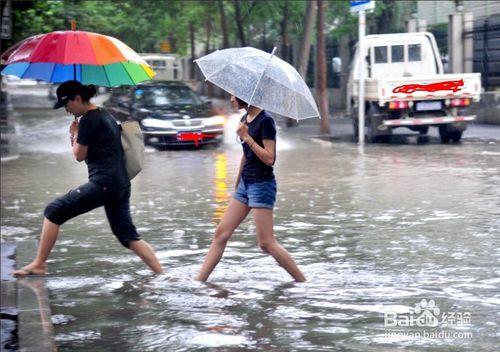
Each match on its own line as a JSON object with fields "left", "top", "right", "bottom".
{"left": 195, "top": 47, "right": 320, "bottom": 120}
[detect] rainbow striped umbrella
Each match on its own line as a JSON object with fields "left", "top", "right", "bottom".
{"left": 1, "top": 30, "right": 155, "bottom": 86}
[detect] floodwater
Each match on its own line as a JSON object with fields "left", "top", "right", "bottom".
{"left": 1, "top": 103, "right": 499, "bottom": 351}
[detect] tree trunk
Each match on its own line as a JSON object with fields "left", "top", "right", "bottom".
{"left": 205, "top": 20, "right": 214, "bottom": 97}
{"left": 234, "top": 0, "right": 246, "bottom": 46}
{"left": 218, "top": 0, "right": 229, "bottom": 48}
{"left": 339, "top": 34, "right": 350, "bottom": 110}
{"left": 297, "top": 0, "right": 316, "bottom": 79}
{"left": 280, "top": 0, "right": 290, "bottom": 63}
{"left": 168, "top": 34, "right": 177, "bottom": 53}
{"left": 316, "top": 0, "right": 330, "bottom": 135}
{"left": 261, "top": 22, "right": 267, "bottom": 49}
{"left": 190, "top": 22, "right": 196, "bottom": 80}
{"left": 375, "top": 0, "right": 396, "bottom": 33}
{"left": 205, "top": 20, "right": 211, "bottom": 55}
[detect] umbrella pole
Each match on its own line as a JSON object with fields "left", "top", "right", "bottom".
{"left": 72, "top": 20, "right": 77, "bottom": 80}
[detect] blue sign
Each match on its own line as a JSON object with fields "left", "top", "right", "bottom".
{"left": 350, "top": 0, "right": 375, "bottom": 13}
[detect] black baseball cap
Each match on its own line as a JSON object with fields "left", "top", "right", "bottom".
{"left": 53, "top": 80, "right": 83, "bottom": 109}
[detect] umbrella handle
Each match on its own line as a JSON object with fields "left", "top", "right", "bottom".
{"left": 236, "top": 119, "right": 249, "bottom": 144}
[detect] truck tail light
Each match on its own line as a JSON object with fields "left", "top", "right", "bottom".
{"left": 388, "top": 101, "right": 409, "bottom": 110}
{"left": 450, "top": 98, "right": 470, "bottom": 107}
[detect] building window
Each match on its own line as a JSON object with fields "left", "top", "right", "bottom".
{"left": 408, "top": 44, "right": 422, "bottom": 61}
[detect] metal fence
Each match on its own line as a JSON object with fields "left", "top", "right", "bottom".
{"left": 471, "top": 14, "right": 500, "bottom": 90}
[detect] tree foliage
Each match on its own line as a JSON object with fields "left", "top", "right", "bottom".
{"left": 6, "top": 0, "right": 414, "bottom": 58}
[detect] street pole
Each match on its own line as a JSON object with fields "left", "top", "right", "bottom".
{"left": 358, "top": 10, "right": 365, "bottom": 144}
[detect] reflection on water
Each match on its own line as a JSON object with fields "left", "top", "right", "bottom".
{"left": 212, "top": 152, "right": 229, "bottom": 224}
{"left": 1, "top": 107, "right": 499, "bottom": 352}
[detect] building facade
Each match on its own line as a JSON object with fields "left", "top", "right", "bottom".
{"left": 417, "top": 1, "right": 500, "bottom": 26}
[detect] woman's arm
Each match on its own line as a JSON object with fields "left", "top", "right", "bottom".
{"left": 69, "top": 120, "right": 88, "bottom": 162}
{"left": 243, "top": 136, "right": 275, "bottom": 166}
{"left": 236, "top": 121, "right": 275, "bottom": 166}
{"left": 72, "top": 141, "right": 88, "bottom": 162}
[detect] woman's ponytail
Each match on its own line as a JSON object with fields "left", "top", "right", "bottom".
{"left": 81, "top": 84, "right": 97, "bottom": 102}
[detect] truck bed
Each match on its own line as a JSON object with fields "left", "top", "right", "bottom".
{"left": 352, "top": 73, "right": 481, "bottom": 105}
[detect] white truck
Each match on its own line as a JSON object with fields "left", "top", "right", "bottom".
{"left": 139, "top": 53, "right": 184, "bottom": 81}
{"left": 346, "top": 32, "right": 481, "bottom": 143}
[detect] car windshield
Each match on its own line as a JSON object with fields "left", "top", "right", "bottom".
{"left": 136, "top": 86, "right": 203, "bottom": 107}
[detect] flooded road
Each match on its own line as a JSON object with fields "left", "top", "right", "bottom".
{"left": 1, "top": 104, "right": 499, "bottom": 351}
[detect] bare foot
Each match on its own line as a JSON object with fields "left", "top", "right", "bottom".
{"left": 13, "top": 262, "right": 47, "bottom": 276}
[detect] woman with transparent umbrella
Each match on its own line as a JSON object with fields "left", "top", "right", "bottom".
{"left": 196, "top": 95, "right": 306, "bottom": 282}
{"left": 194, "top": 47, "right": 320, "bottom": 282}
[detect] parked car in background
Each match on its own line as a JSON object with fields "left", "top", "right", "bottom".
{"left": 103, "top": 81, "right": 225, "bottom": 148}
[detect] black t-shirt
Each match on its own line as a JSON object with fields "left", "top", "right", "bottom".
{"left": 241, "top": 110, "right": 276, "bottom": 182}
{"left": 77, "top": 108, "right": 130, "bottom": 188}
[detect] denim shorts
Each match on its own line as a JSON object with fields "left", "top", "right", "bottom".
{"left": 233, "top": 178, "right": 277, "bottom": 209}
{"left": 44, "top": 182, "right": 141, "bottom": 248}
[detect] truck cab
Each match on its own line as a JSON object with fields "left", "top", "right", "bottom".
{"left": 350, "top": 32, "right": 443, "bottom": 80}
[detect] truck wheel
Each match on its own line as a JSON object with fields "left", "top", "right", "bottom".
{"left": 418, "top": 126, "right": 429, "bottom": 135}
{"left": 365, "top": 120, "right": 378, "bottom": 143}
{"left": 365, "top": 118, "right": 391, "bottom": 143}
{"left": 378, "top": 135, "right": 391, "bottom": 143}
{"left": 366, "top": 104, "right": 391, "bottom": 143}
{"left": 439, "top": 126, "right": 450, "bottom": 143}
{"left": 352, "top": 106, "right": 359, "bottom": 140}
{"left": 450, "top": 131, "right": 463, "bottom": 143}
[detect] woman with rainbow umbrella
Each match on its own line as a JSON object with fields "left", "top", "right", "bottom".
{"left": 2, "top": 29, "right": 163, "bottom": 276}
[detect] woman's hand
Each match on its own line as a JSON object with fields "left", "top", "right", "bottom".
{"left": 236, "top": 122, "right": 250, "bottom": 141}
{"left": 69, "top": 120, "right": 78, "bottom": 146}
{"left": 69, "top": 120, "right": 79, "bottom": 136}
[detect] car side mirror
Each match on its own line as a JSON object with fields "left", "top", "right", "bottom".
{"left": 332, "top": 57, "right": 342, "bottom": 73}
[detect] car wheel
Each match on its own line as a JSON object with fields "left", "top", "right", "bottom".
{"left": 207, "top": 142, "right": 220, "bottom": 149}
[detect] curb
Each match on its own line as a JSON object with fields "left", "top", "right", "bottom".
{"left": 1, "top": 241, "right": 56, "bottom": 352}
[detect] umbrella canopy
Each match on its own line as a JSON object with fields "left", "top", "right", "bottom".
{"left": 1, "top": 31, "right": 154, "bottom": 86}
{"left": 195, "top": 47, "right": 320, "bottom": 120}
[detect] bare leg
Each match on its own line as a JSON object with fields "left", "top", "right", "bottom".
{"left": 253, "top": 208, "right": 306, "bottom": 282}
{"left": 13, "top": 217, "right": 59, "bottom": 276}
{"left": 128, "top": 240, "right": 164, "bottom": 274}
{"left": 196, "top": 198, "right": 250, "bottom": 281}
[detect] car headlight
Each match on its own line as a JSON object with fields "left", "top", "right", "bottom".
{"left": 202, "top": 115, "right": 226, "bottom": 126}
{"left": 141, "top": 118, "right": 174, "bottom": 128}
